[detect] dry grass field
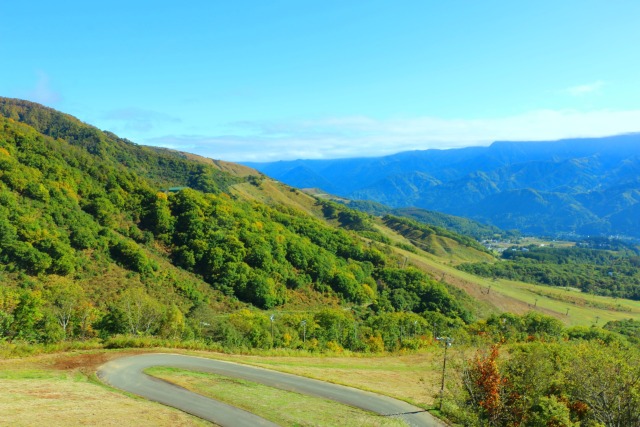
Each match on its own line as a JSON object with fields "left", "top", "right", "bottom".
{"left": 211, "top": 350, "right": 444, "bottom": 407}
{"left": 0, "top": 351, "right": 211, "bottom": 427}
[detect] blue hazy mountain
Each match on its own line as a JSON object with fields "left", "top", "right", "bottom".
{"left": 245, "top": 134, "right": 640, "bottom": 238}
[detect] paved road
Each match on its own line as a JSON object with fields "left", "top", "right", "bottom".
{"left": 97, "top": 353, "right": 445, "bottom": 427}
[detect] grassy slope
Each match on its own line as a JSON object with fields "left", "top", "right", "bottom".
{"left": 147, "top": 367, "right": 406, "bottom": 426}
{"left": 404, "top": 248, "right": 640, "bottom": 326}
{"left": 296, "top": 179, "right": 640, "bottom": 325}
{"left": 230, "top": 178, "right": 329, "bottom": 220}
{"left": 234, "top": 177, "right": 640, "bottom": 326}
{"left": 154, "top": 147, "right": 259, "bottom": 178}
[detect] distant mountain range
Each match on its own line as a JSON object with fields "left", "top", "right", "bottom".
{"left": 245, "top": 134, "right": 640, "bottom": 238}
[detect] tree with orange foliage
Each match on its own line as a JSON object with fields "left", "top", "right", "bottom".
{"left": 462, "top": 344, "right": 523, "bottom": 426}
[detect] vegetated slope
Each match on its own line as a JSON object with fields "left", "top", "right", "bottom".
{"left": 307, "top": 198, "right": 494, "bottom": 266}
{"left": 0, "top": 98, "right": 470, "bottom": 346}
{"left": 343, "top": 201, "right": 516, "bottom": 241}
{"left": 0, "top": 98, "right": 246, "bottom": 193}
{"left": 304, "top": 189, "right": 517, "bottom": 242}
{"left": 390, "top": 207, "right": 518, "bottom": 240}
{"left": 458, "top": 239, "right": 640, "bottom": 300}
{"left": 0, "top": 101, "right": 247, "bottom": 341}
{"left": 248, "top": 135, "right": 640, "bottom": 238}
{"left": 381, "top": 215, "right": 494, "bottom": 263}
{"left": 5, "top": 99, "right": 640, "bottom": 427}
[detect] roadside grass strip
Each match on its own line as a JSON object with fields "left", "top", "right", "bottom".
{"left": 147, "top": 366, "right": 407, "bottom": 427}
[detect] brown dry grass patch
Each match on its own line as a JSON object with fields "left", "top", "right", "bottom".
{"left": 52, "top": 352, "right": 111, "bottom": 371}
{"left": 1, "top": 349, "right": 140, "bottom": 375}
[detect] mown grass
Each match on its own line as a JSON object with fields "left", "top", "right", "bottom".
{"left": 193, "top": 348, "right": 445, "bottom": 408}
{"left": 0, "top": 354, "right": 211, "bottom": 427}
{"left": 147, "top": 366, "right": 407, "bottom": 427}
{"left": 0, "top": 368, "right": 69, "bottom": 380}
{"left": 230, "top": 179, "right": 327, "bottom": 220}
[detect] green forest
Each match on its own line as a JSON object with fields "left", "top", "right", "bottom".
{"left": 0, "top": 97, "right": 469, "bottom": 347}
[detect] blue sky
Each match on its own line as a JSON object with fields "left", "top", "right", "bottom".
{"left": 2, "top": 1, "right": 640, "bottom": 161}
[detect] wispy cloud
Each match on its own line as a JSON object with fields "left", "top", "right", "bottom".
{"left": 145, "top": 109, "right": 640, "bottom": 162}
{"left": 27, "top": 71, "right": 62, "bottom": 105}
{"left": 103, "top": 108, "right": 181, "bottom": 132}
{"left": 565, "top": 81, "right": 605, "bottom": 96}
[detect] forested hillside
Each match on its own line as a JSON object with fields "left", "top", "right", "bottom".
{"left": 0, "top": 98, "right": 468, "bottom": 346}
{"left": 5, "top": 99, "right": 640, "bottom": 427}
{"left": 0, "top": 98, "right": 244, "bottom": 193}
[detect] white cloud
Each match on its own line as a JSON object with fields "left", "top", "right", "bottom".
{"left": 27, "top": 71, "right": 61, "bottom": 105}
{"left": 103, "top": 108, "right": 181, "bottom": 132}
{"left": 565, "top": 81, "right": 605, "bottom": 96}
{"left": 145, "top": 109, "right": 640, "bottom": 162}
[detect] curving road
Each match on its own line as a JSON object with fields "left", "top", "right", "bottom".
{"left": 97, "top": 353, "right": 445, "bottom": 427}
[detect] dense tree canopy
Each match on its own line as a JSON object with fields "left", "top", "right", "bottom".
{"left": 0, "top": 98, "right": 472, "bottom": 346}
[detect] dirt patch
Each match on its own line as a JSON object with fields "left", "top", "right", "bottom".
{"left": 49, "top": 350, "right": 147, "bottom": 375}
{"left": 52, "top": 352, "right": 110, "bottom": 371}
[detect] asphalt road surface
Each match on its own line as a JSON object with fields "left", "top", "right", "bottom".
{"left": 97, "top": 353, "right": 446, "bottom": 427}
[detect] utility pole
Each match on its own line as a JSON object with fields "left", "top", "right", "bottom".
{"left": 301, "top": 320, "right": 307, "bottom": 344}
{"left": 436, "top": 336, "right": 453, "bottom": 411}
{"left": 270, "top": 314, "right": 275, "bottom": 347}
